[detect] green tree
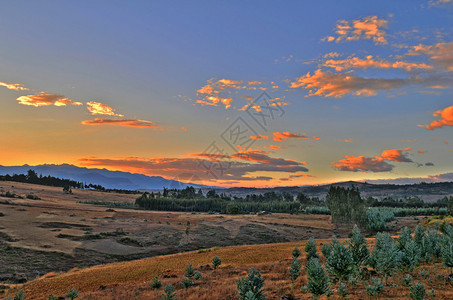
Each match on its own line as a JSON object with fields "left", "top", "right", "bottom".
{"left": 442, "top": 239, "right": 453, "bottom": 271}
{"left": 184, "top": 263, "right": 195, "bottom": 279}
{"left": 292, "top": 246, "right": 301, "bottom": 259}
{"left": 347, "top": 225, "right": 369, "bottom": 270}
{"left": 212, "top": 255, "right": 222, "bottom": 269}
{"left": 13, "top": 289, "right": 26, "bottom": 300}
{"left": 289, "top": 258, "right": 301, "bottom": 282}
{"left": 162, "top": 284, "right": 176, "bottom": 300}
{"left": 306, "top": 258, "right": 330, "bottom": 299}
{"left": 237, "top": 267, "right": 265, "bottom": 300}
{"left": 305, "top": 237, "right": 319, "bottom": 261}
{"left": 368, "top": 232, "right": 401, "bottom": 283}
{"left": 325, "top": 238, "right": 354, "bottom": 282}
{"left": 65, "top": 288, "right": 79, "bottom": 300}
{"left": 321, "top": 242, "right": 332, "bottom": 259}
{"left": 409, "top": 281, "right": 426, "bottom": 300}
{"left": 151, "top": 275, "right": 162, "bottom": 289}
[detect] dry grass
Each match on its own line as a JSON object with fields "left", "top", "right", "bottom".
{"left": 8, "top": 239, "right": 453, "bottom": 299}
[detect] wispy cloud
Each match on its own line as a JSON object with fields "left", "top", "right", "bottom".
{"left": 332, "top": 148, "right": 414, "bottom": 172}
{"left": 418, "top": 106, "right": 453, "bottom": 130}
{"left": 250, "top": 135, "right": 268, "bottom": 140}
{"left": 273, "top": 132, "right": 309, "bottom": 142}
{"left": 86, "top": 101, "right": 124, "bottom": 117}
{"left": 0, "top": 81, "right": 29, "bottom": 91}
{"left": 323, "top": 55, "right": 432, "bottom": 72}
{"left": 324, "top": 16, "right": 389, "bottom": 45}
{"left": 16, "top": 94, "right": 82, "bottom": 107}
{"left": 81, "top": 118, "right": 159, "bottom": 128}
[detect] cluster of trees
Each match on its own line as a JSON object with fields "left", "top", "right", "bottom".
{"left": 0, "top": 170, "right": 141, "bottom": 194}
{"left": 367, "top": 195, "right": 451, "bottom": 209}
{"left": 0, "top": 170, "right": 84, "bottom": 189}
{"left": 326, "top": 186, "right": 367, "bottom": 226}
{"left": 135, "top": 192, "right": 300, "bottom": 214}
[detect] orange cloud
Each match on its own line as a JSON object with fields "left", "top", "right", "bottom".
{"left": 409, "top": 41, "right": 453, "bottom": 71}
{"left": 332, "top": 147, "right": 415, "bottom": 172}
{"left": 0, "top": 81, "right": 29, "bottom": 91}
{"left": 250, "top": 135, "right": 268, "bottom": 140}
{"left": 418, "top": 106, "right": 453, "bottom": 130}
{"left": 196, "top": 96, "right": 233, "bottom": 109}
{"left": 81, "top": 118, "right": 159, "bottom": 129}
{"left": 380, "top": 148, "right": 413, "bottom": 162}
{"left": 328, "top": 16, "right": 388, "bottom": 45}
{"left": 273, "top": 132, "right": 309, "bottom": 141}
{"left": 269, "top": 145, "right": 281, "bottom": 150}
{"left": 16, "top": 94, "right": 82, "bottom": 107}
{"left": 418, "top": 150, "right": 425, "bottom": 154}
{"left": 280, "top": 174, "right": 315, "bottom": 181}
{"left": 86, "top": 101, "right": 124, "bottom": 117}
{"left": 344, "top": 138, "right": 358, "bottom": 143}
{"left": 289, "top": 69, "right": 447, "bottom": 98}
{"left": 323, "top": 55, "right": 432, "bottom": 72}
{"left": 332, "top": 155, "right": 393, "bottom": 172}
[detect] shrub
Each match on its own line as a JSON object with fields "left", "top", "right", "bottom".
{"left": 414, "top": 225, "right": 426, "bottom": 246}
{"left": 321, "top": 242, "right": 332, "bottom": 259}
{"left": 368, "top": 232, "right": 401, "bottom": 282}
{"left": 409, "top": 281, "right": 426, "bottom": 300}
{"left": 151, "top": 275, "right": 162, "bottom": 289}
{"left": 306, "top": 258, "right": 330, "bottom": 298}
{"left": 48, "top": 295, "right": 58, "bottom": 300}
{"left": 338, "top": 282, "right": 349, "bottom": 298}
{"left": 212, "top": 255, "right": 222, "bottom": 269}
{"left": 180, "top": 278, "right": 194, "bottom": 289}
{"left": 289, "top": 258, "right": 301, "bottom": 282}
{"left": 347, "top": 225, "right": 369, "bottom": 270}
{"left": 162, "top": 284, "right": 176, "bottom": 300}
{"left": 366, "top": 277, "right": 384, "bottom": 297}
{"left": 184, "top": 263, "right": 195, "bottom": 279}
{"left": 65, "top": 287, "right": 79, "bottom": 300}
{"left": 237, "top": 267, "right": 265, "bottom": 300}
{"left": 13, "top": 290, "right": 26, "bottom": 300}
{"left": 399, "top": 239, "right": 421, "bottom": 271}
{"left": 398, "top": 227, "right": 412, "bottom": 250}
{"left": 194, "top": 271, "right": 202, "bottom": 280}
{"left": 441, "top": 239, "right": 453, "bottom": 270}
{"left": 402, "top": 274, "right": 413, "bottom": 286}
{"left": 325, "top": 238, "right": 354, "bottom": 282}
{"left": 305, "top": 237, "right": 319, "bottom": 261}
{"left": 292, "top": 246, "right": 301, "bottom": 259}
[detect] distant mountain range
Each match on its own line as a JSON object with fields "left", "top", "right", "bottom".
{"left": 0, "top": 164, "right": 211, "bottom": 190}
{"left": 0, "top": 164, "right": 452, "bottom": 201}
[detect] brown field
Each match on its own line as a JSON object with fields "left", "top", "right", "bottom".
{"left": 6, "top": 240, "right": 453, "bottom": 299}
{"left": 0, "top": 181, "right": 439, "bottom": 299}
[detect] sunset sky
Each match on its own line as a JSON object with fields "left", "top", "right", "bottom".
{"left": 0, "top": 1, "right": 452, "bottom": 187}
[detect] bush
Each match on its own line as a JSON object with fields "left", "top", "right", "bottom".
{"left": 347, "top": 225, "right": 369, "bottom": 270}
{"left": 289, "top": 258, "right": 301, "bottom": 282}
{"left": 184, "top": 263, "right": 195, "bottom": 279}
{"left": 212, "top": 255, "right": 222, "bottom": 269}
{"left": 442, "top": 239, "right": 453, "bottom": 270}
{"left": 366, "top": 277, "right": 384, "bottom": 297}
{"left": 325, "top": 238, "right": 354, "bottom": 282}
{"left": 398, "top": 227, "right": 412, "bottom": 250}
{"left": 409, "top": 281, "right": 426, "bottom": 300}
{"left": 13, "top": 290, "right": 26, "bottom": 300}
{"left": 162, "top": 284, "right": 176, "bottom": 300}
{"left": 306, "top": 258, "right": 330, "bottom": 298}
{"left": 180, "top": 278, "right": 194, "bottom": 289}
{"left": 237, "top": 267, "right": 265, "bottom": 300}
{"left": 399, "top": 239, "right": 421, "bottom": 271}
{"left": 368, "top": 232, "right": 401, "bottom": 282}
{"left": 402, "top": 274, "right": 413, "bottom": 287}
{"left": 305, "top": 237, "right": 319, "bottom": 261}
{"left": 194, "top": 271, "right": 202, "bottom": 280}
{"left": 292, "top": 246, "right": 301, "bottom": 259}
{"left": 338, "top": 282, "right": 349, "bottom": 298}
{"left": 226, "top": 202, "right": 241, "bottom": 214}
{"left": 65, "top": 287, "right": 79, "bottom": 300}
{"left": 321, "top": 242, "right": 332, "bottom": 259}
{"left": 48, "top": 295, "right": 57, "bottom": 300}
{"left": 151, "top": 275, "right": 162, "bottom": 289}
